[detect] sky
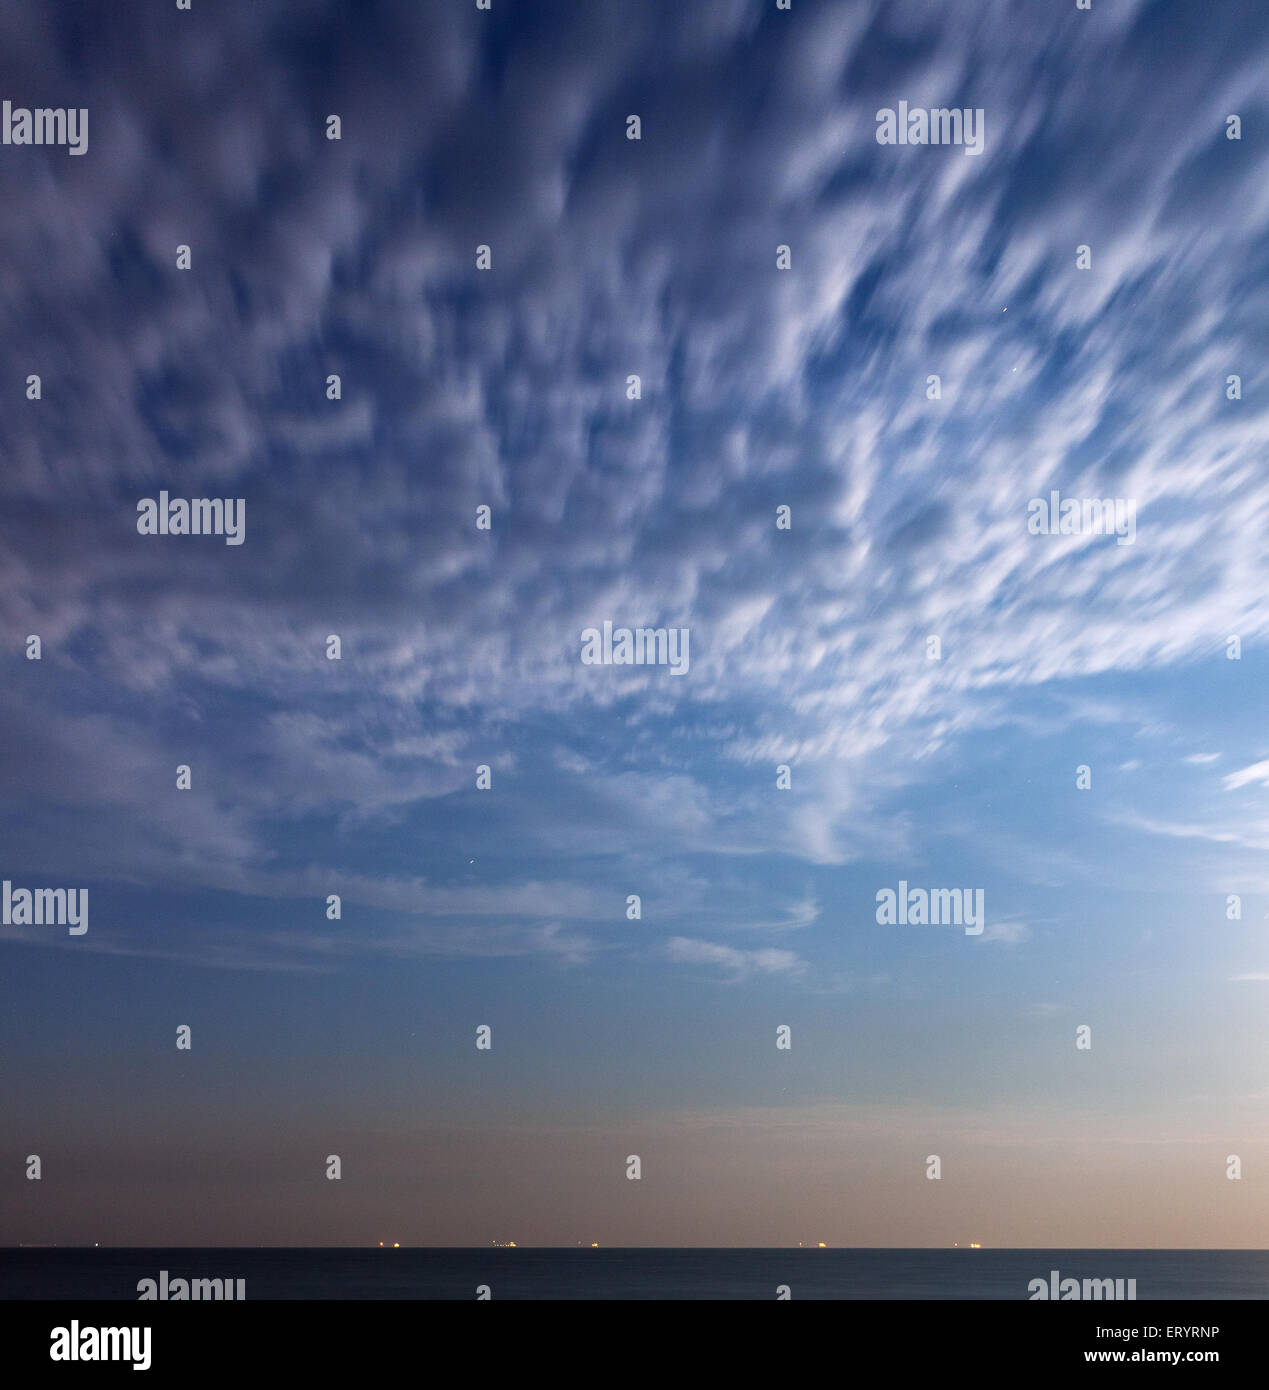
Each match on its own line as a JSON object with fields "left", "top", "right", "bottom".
{"left": 2, "top": 0, "right": 1269, "bottom": 1248}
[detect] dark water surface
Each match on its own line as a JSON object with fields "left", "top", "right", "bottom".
{"left": 3, "top": 1247, "right": 1267, "bottom": 1300}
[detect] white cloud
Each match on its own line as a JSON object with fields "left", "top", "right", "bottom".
{"left": 664, "top": 937, "right": 808, "bottom": 981}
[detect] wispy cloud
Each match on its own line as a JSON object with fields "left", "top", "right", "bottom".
{"left": 664, "top": 936, "right": 808, "bottom": 982}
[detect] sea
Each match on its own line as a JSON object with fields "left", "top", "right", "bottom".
{"left": 3, "top": 1247, "right": 1267, "bottom": 1300}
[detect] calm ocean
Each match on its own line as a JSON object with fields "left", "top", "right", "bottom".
{"left": 3, "top": 1248, "right": 1267, "bottom": 1300}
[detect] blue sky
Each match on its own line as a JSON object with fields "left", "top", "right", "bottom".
{"left": 2, "top": 0, "right": 1268, "bottom": 1247}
